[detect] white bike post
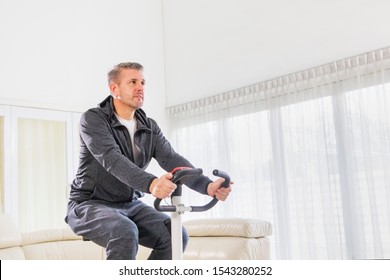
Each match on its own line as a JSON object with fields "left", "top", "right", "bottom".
{"left": 170, "top": 184, "right": 193, "bottom": 260}
{"left": 171, "top": 195, "right": 184, "bottom": 260}
{"left": 170, "top": 195, "right": 183, "bottom": 260}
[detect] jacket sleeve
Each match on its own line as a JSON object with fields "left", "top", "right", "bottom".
{"left": 80, "top": 109, "right": 156, "bottom": 193}
{"left": 150, "top": 119, "right": 212, "bottom": 195}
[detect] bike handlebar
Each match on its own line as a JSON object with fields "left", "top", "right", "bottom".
{"left": 154, "top": 168, "right": 231, "bottom": 213}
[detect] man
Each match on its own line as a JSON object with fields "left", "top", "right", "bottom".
{"left": 65, "top": 62, "right": 232, "bottom": 260}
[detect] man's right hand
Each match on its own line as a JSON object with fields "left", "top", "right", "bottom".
{"left": 149, "top": 173, "right": 177, "bottom": 199}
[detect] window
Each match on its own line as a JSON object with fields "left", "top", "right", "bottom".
{"left": 168, "top": 48, "right": 390, "bottom": 259}
{"left": 1, "top": 105, "right": 81, "bottom": 232}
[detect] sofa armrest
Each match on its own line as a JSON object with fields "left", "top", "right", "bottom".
{"left": 183, "top": 218, "right": 273, "bottom": 238}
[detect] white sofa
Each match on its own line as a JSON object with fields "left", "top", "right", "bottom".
{"left": 0, "top": 214, "right": 272, "bottom": 260}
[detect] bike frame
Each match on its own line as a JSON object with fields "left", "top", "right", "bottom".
{"left": 154, "top": 168, "right": 230, "bottom": 260}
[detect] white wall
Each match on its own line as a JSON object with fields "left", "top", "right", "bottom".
{"left": 3, "top": 0, "right": 390, "bottom": 123}
{"left": 0, "top": 0, "right": 167, "bottom": 126}
{"left": 162, "top": 0, "right": 390, "bottom": 106}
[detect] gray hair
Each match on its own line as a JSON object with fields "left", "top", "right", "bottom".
{"left": 107, "top": 62, "right": 144, "bottom": 84}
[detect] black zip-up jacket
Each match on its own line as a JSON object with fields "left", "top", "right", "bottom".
{"left": 69, "top": 96, "right": 212, "bottom": 203}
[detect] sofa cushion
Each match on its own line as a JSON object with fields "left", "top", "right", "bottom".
{"left": 22, "top": 240, "right": 105, "bottom": 260}
{"left": 0, "top": 214, "right": 22, "bottom": 249}
{"left": 183, "top": 218, "right": 272, "bottom": 238}
{"left": 21, "top": 228, "right": 81, "bottom": 246}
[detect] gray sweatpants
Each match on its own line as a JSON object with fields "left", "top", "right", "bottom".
{"left": 65, "top": 199, "right": 189, "bottom": 260}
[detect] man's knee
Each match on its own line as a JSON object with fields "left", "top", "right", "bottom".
{"left": 182, "top": 226, "right": 189, "bottom": 250}
{"left": 105, "top": 219, "right": 139, "bottom": 260}
{"left": 111, "top": 219, "right": 139, "bottom": 240}
{"left": 163, "top": 219, "right": 189, "bottom": 250}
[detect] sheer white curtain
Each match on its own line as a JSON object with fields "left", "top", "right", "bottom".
{"left": 17, "top": 118, "right": 68, "bottom": 232}
{"left": 168, "top": 47, "right": 390, "bottom": 260}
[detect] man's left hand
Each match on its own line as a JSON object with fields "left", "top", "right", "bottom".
{"left": 207, "top": 178, "right": 233, "bottom": 201}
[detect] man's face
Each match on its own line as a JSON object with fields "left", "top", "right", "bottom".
{"left": 111, "top": 68, "right": 145, "bottom": 109}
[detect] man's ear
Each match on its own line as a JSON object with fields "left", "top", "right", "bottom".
{"left": 109, "top": 82, "right": 117, "bottom": 95}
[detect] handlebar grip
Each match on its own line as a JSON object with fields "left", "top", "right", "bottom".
{"left": 171, "top": 168, "right": 203, "bottom": 184}
{"left": 191, "top": 169, "right": 231, "bottom": 212}
{"left": 154, "top": 198, "right": 176, "bottom": 212}
{"left": 213, "top": 169, "right": 231, "bottom": 188}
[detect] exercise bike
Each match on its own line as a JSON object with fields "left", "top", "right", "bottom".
{"left": 154, "top": 167, "right": 230, "bottom": 260}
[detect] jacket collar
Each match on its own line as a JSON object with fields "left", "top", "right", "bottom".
{"left": 98, "top": 95, "right": 151, "bottom": 130}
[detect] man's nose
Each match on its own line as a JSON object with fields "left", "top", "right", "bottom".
{"left": 136, "top": 82, "right": 144, "bottom": 90}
